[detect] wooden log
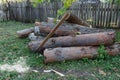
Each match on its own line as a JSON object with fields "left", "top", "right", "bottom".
{"left": 35, "top": 25, "right": 76, "bottom": 37}
{"left": 28, "top": 32, "right": 115, "bottom": 52}
{"left": 35, "top": 22, "right": 114, "bottom": 36}
{"left": 65, "top": 13, "right": 91, "bottom": 27}
{"left": 16, "top": 28, "right": 34, "bottom": 38}
{"left": 16, "top": 23, "right": 76, "bottom": 38}
{"left": 17, "top": 21, "right": 83, "bottom": 38}
{"left": 37, "top": 22, "right": 85, "bottom": 36}
{"left": 36, "top": 13, "right": 70, "bottom": 51}
{"left": 44, "top": 43, "right": 120, "bottom": 63}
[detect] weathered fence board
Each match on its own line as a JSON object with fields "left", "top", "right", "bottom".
{"left": 7, "top": 1, "right": 120, "bottom": 28}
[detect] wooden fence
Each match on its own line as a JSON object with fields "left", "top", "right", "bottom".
{"left": 7, "top": 1, "right": 120, "bottom": 28}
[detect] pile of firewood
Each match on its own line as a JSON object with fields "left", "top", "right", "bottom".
{"left": 16, "top": 13, "right": 119, "bottom": 63}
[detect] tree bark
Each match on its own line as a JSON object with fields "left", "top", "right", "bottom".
{"left": 28, "top": 32, "right": 115, "bottom": 52}
{"left": 44, "top": 43, "right": 120, "bottom": 63}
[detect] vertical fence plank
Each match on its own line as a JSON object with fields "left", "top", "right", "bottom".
{"left": 105, "top": 3, "right": 109, "bottom": 27}
{"left": 94, "top": 4, "right": 97, "bottom": 27}
{"left": 112, "top": 4, "right": 116, "bottom": 27}
{"left": 80, "top": 3, "right": 83, "bottom": 19}
{"left": 118, "top": 5, "right": 120, "bottom": 28}
{"left": 108, "top": 3, "right": 112, "bottom": 27}
{"left": 102, "top": 3, "right": 106, "bottom": 27}
{"left": 101, "top": 3, "right": 103, "bottom": 27}
{"left": 97, "top": 3, "right": 100, "bottom": 27}
{"left": 116, "top": 4, "right": 120, "bottom": 28}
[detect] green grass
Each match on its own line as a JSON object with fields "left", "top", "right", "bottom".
{"left": 0, "top": 21, "right": 120, "bottom": 80}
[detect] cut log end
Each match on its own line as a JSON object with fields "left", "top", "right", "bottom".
{"left": 28, "top": 41, "right": 40, "bottom": 52}
{"left": 34, "top": 22, "right": 41, "bottom": 26}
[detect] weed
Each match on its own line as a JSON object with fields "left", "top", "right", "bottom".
{"left": 97, "top": 45, "right": 109, "bottom": 60}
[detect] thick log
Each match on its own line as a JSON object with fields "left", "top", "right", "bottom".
{"left": 16, "top": 28, "right": 34, "bottom": 38}
{"left": 28, "top": 32, "right": 115, "bottom": 52}
{"left": 16, "top": 24, "right": 80, "bottom": 38}
{"left": 44, "top": 43, "right": 120, "bottom": 63}
{"left": 65, "top": 13, "right": 91, "bottom": 27}
{"left": 16, "top": 24, "right": 75, "bottom": 38}
{"left": 36, "top": 25, "right": 76, "bottom": 36}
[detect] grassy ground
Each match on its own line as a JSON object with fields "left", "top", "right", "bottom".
{"left": 0, "top": 21, "right": 120, "bottom": 80}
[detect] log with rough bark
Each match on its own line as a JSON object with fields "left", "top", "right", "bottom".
{"left": 35, "top": 24, "right": 77, "bottom": 37}
{"left": 17, "top": 21, "right": 113, "bottom": 38}
{"left": 36, "top": 22, "right": 113, "bottom": 36}
{"left": 16, "top": 28, "right": 34, "bottom": 38}
{"left": 16, "top": 22, "right": 82, "bottom": 38}
{"left": 65, "top": 13, "right": 91, "bottom": 27}
{"left": 16, "top": 24, "right": 75, "bottom": 38}
{"left": 28, "top": 32, "right": 115, "bottom": 52}
{"left": 44, "top": 43, "right": 120, "bottom": 63}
